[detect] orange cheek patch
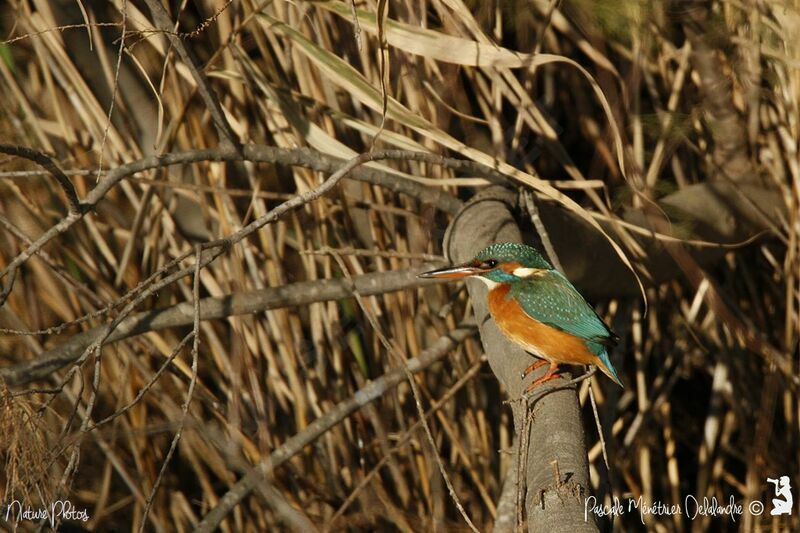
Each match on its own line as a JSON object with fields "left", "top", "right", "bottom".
{"left": 487, "top": 285, "right": 598, "bottom": 366}
{"left": 499, "top": 261, "right": 522, "bottom": 275}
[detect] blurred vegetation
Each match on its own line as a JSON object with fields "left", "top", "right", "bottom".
{"left": 0, "top": 0, "right": 798, "bottom": 531}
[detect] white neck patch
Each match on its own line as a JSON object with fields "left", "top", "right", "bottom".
{"left": 512, "top": 267, "right": 543, "bottom": 278}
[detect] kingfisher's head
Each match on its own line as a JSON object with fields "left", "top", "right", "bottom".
{"left": 419, "top": 242, "right": 552, "bottom": 288}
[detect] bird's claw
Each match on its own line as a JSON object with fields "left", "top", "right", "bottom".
{"left": 522, "top": 361, "right": 561, "bottom": 393}
{"left": 520, "top": 358, "right": 548, "bottom": 379}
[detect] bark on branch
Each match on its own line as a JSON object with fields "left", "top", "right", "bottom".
{"left": 445, "top": 187, "right": 597, "bottom": 531}
{"left": 0, "top": 267, "right": 442, "bottom": 387}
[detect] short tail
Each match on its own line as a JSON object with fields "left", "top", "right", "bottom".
{"left": 596, "top": 349, "right": 623, "bottom": 387}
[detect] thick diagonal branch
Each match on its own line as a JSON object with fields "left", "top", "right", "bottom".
{"left": 1, "top": 268, "right": 441, "bottom": 386}
{"left": 193, "top": 325, "right": 476, "bottom": 533}
{"left": 445, "top": 187, "right": 597, "bottom": 531}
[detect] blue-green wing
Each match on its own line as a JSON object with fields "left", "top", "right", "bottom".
{"left": 507, "top": 271, "right": 617, "bottom": 348}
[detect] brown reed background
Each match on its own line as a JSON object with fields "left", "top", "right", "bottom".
{"left": 0, "top": 0, "right": 798, "bottom": 531}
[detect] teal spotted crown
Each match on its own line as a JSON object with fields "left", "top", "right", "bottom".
{"left": 475, "top": 242, "right": 551, "bottom": 269}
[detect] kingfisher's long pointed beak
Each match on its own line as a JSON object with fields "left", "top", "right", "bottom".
{"left": 418, "top": 264, "right": 483, "bottom": 279}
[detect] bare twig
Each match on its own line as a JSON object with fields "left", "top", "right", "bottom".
{"left": 193, "top": 325, "right": 476, "bottom": 533}
{"left": 86, "top": 332, "right": 194, "bottom": 431}
{"left": 327, "top": 250, "right": 480, "bottom": 532}
{"left": 302, "top": 246, "right": 443, "bottom": 261}
{"left": 325, "top": 355, "right": 486, "bottom": 531}
{"left": 1, "top": 266, "right": 442, "bottom": 386}
{"left": 0, "top": 145, "right": 463, "bottom": 290}
{"left": 522, "top": 190, "right": 563, "bottom": 273}
{"left": 0, "top": 144, "right": 80, "bottom": 213}
{"left": 142, "top": 0, "right": 240, "bottom": 150}
{"left": 96, "top": 0, "right": 127, "bottom": 178}
{"left": 138, "top": 245, "right": 202, "bottom": 532}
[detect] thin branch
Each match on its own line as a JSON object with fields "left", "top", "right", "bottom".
{"left": 302, "top": 246, "right": 443, "bottom": 261}
{"left": 256, "top": 482, "right": 320, "bottom": 532}
{"left": 142, "top": 0, "right": 240, "bottom": 150}
{"left": 193, "top": 325, "right": 476, "bottom": 533}
{"left": 96, "top": 0, "right": 127, "bottom": 176}
{"left": 327, "top": 251, "right": 479, "bottom": 532}
{"left": 589, "top": 378, "right": 611, "bottom": 474}
{"left": 522, "top": 367, "right": 598, "bottom": 406}
{"left": 0, "top": 145, "right": 463, "bottom": 289}
{"left": 87, "top": 332, "right": 194, "bottom": 431}
{"left": 139, "top": 245, "right": 202, "bottom": 532}
{"left": 1, "top": 149, "right": 474, "bottom": 387}
{"left": 522, "top": 190, "right": 563, "bottom": 273}
{"left": 1, "top": 266, "right": 442, "bottom": 386}
{"left": 325, "top": 355, "right": 486, "bottom": 531}
{"left": 0, "top": 144, "right": 80, "bottom": 213}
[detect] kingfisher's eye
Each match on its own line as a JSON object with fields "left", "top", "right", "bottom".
{"left": 483, "top": 259, "right": 498, "bottom": 268}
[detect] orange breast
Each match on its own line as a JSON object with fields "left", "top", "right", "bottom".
{"left": 487, "top": 285, "right": 598, "bottom": 366}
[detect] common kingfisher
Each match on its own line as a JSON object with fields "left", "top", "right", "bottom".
{"left": 419, "top": 242, "right": 622, "bottom": 391}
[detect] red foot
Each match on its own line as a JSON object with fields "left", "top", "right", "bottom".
{"left": 524, "top": 361, "right": 562, "bottom": 393}
{"left": 521, "top": 358, "right": 549, "bottom": 379}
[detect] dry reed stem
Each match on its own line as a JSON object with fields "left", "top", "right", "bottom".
{"left": 0, "top": 0, "right": 797, "bottom": 530}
